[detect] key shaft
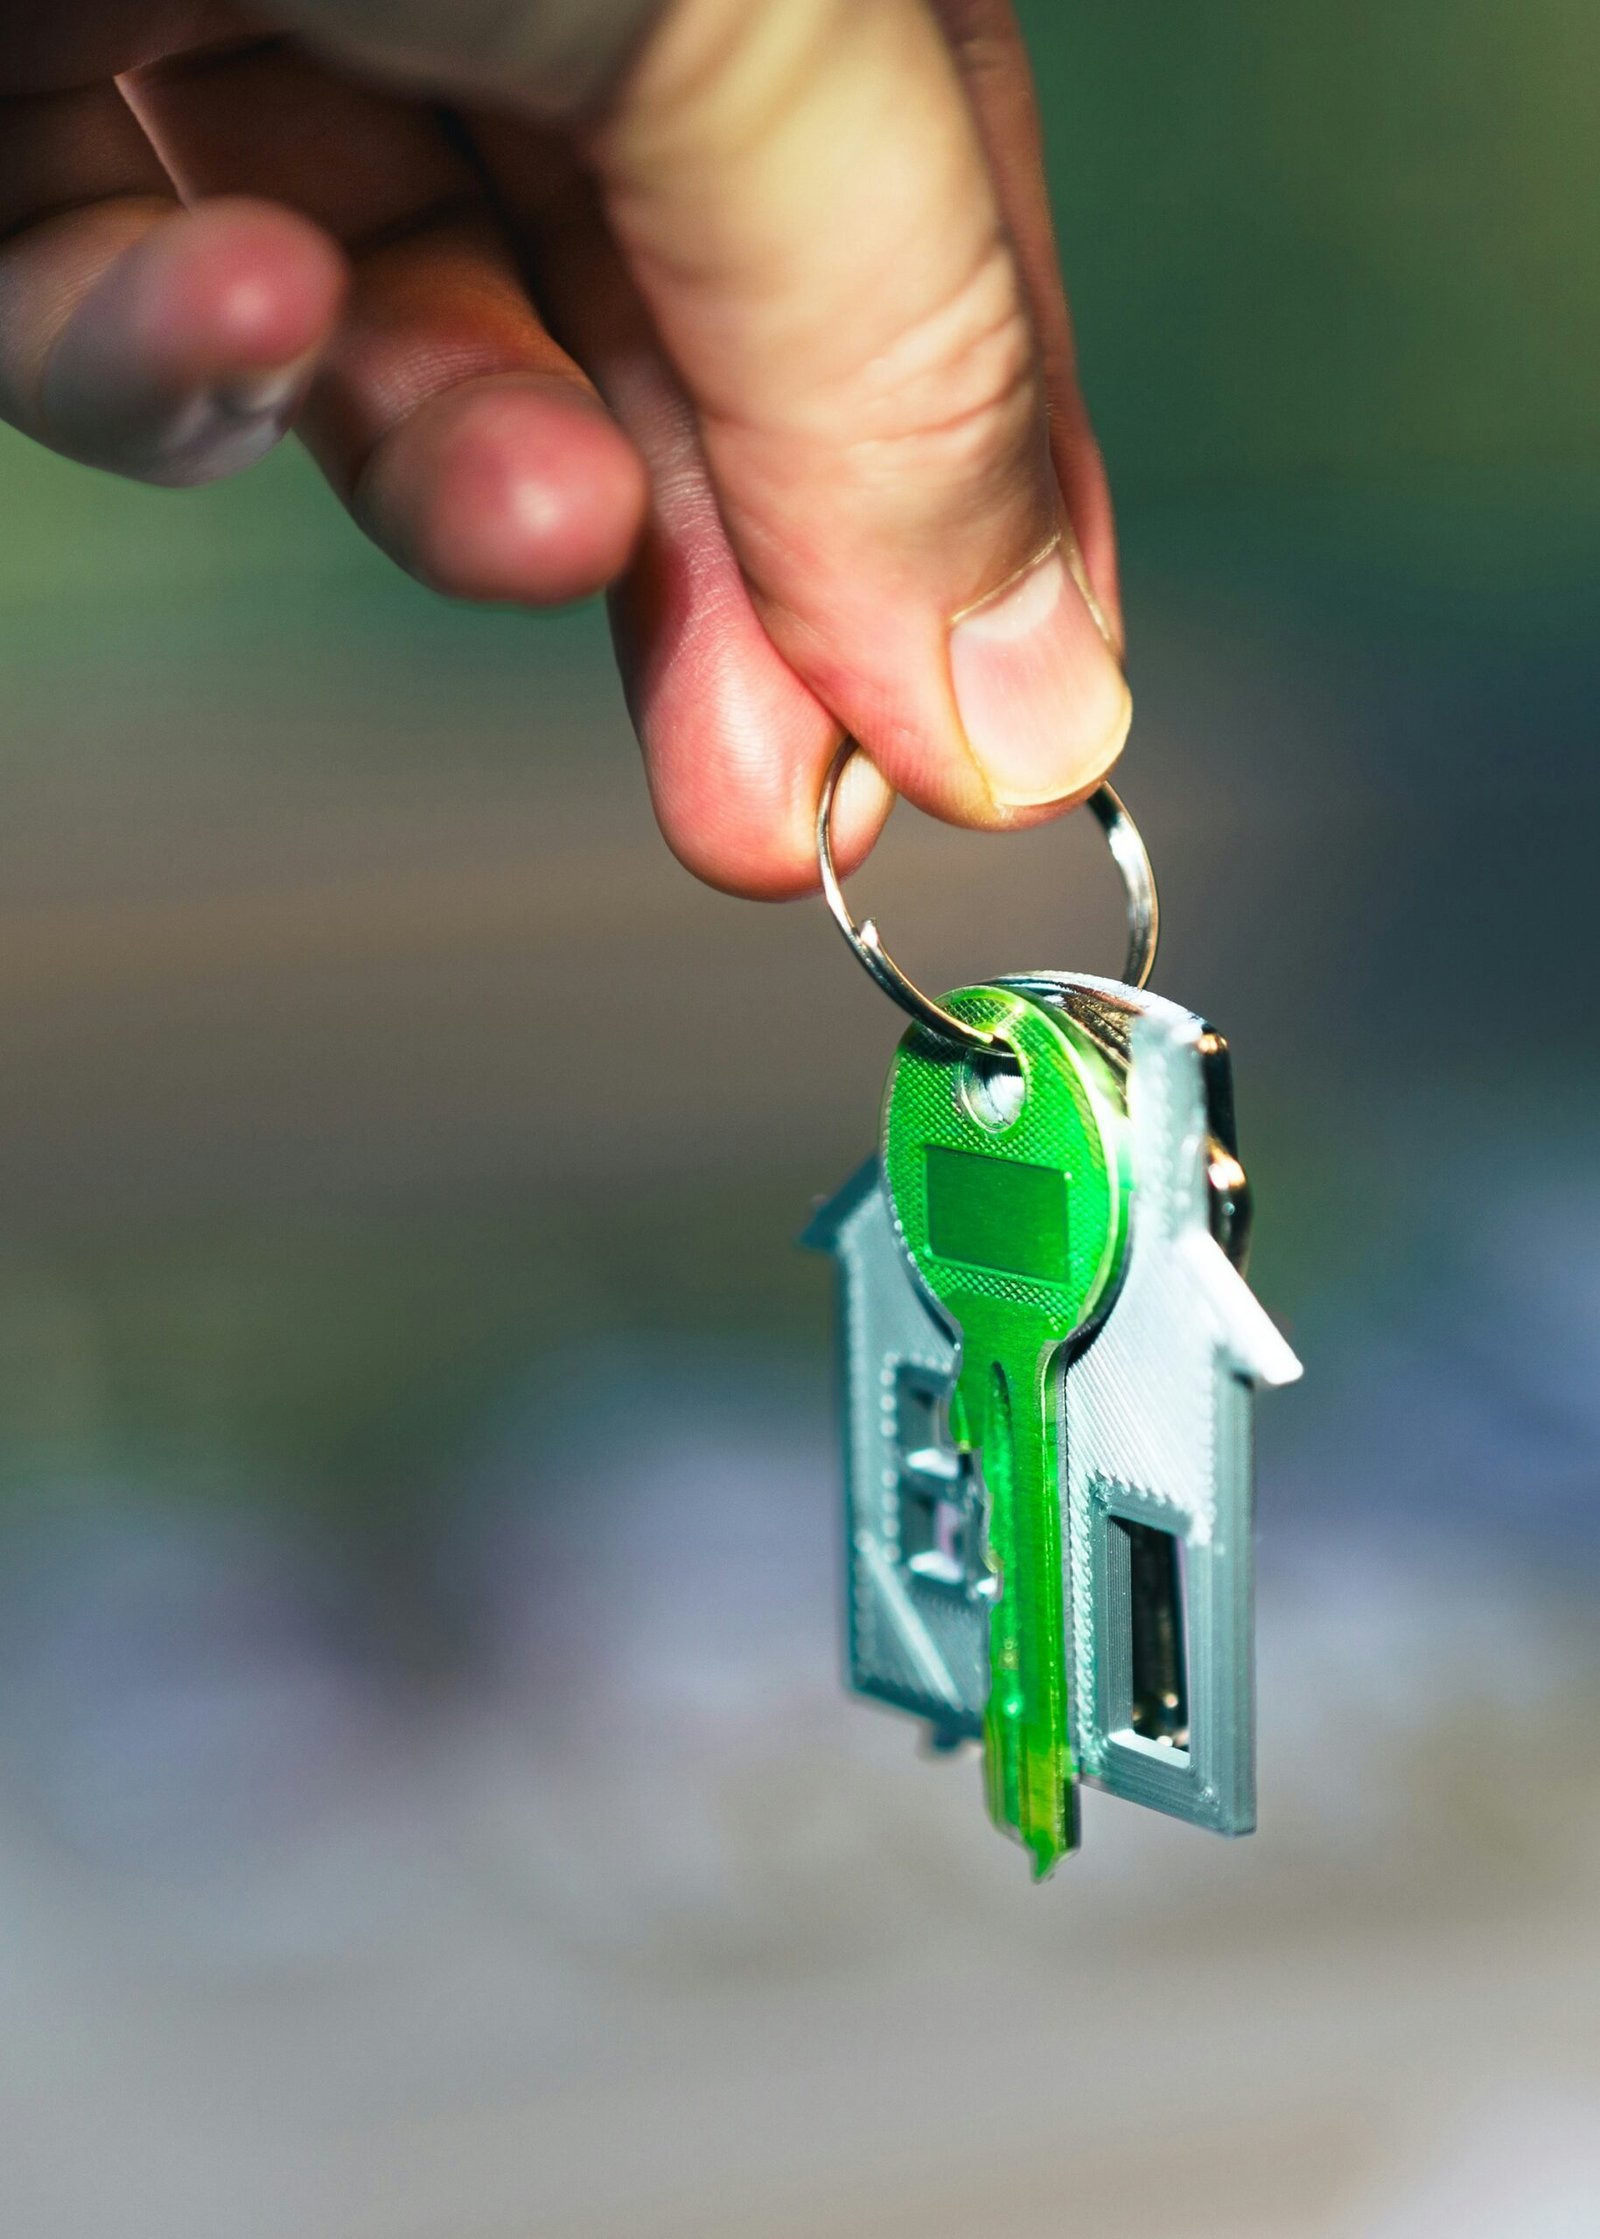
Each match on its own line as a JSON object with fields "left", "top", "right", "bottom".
{"left": 883, "top": 986, "right": 1131, "bottom": 1876}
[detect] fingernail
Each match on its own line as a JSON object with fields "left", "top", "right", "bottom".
{"left": 44, "top": 302, "right": 316, "bottom": 487}
{"left": 950, "top": 542, "right": 1131, "bottom": 808}
{"left": 135, "top": 355, "right": 317, "bottom": 487}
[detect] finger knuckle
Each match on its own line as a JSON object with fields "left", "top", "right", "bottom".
{"left": 842, "top": 235, "right": 1040, "bottom": 487}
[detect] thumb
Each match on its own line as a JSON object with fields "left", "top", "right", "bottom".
{"left": 596, "top": 0, "right": 1129, "bottom": 823}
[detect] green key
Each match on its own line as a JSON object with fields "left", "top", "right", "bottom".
{"left": 881, "top": 985, "right": 1132, "bottom": 1877}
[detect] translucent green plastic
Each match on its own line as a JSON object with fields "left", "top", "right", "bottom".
{"left": 881, "top": 986, "right": 1131, "bottom": 1876}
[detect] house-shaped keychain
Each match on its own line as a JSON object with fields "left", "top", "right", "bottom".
{"left": 805, "top": 977, "right": 1302, "bottom": 1843}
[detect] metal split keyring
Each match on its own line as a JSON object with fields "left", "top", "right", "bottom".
{"left": 816, "top": 739, "right": 1160, "bottom": 1062}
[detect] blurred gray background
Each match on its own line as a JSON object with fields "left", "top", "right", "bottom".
{"left": 1, "top": 4, "right": 1598, "bottom": 2234}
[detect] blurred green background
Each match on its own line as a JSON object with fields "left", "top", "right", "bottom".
{"left": 0, "top": 7, "right": 1597, "bottom": 2236}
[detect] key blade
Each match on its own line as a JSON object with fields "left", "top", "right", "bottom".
{"left": 882, "top": 986, "right": 1133, "bottom": 1875}
{"left": 972, "top": 1340, "right": 1077, "bottom": 1877}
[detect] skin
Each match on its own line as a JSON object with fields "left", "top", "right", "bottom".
{"left": 0, "top": 0, "right": 1129, "bottom": 898}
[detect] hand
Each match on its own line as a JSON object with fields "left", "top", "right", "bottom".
{"left": 0, "top": 0, "right": 1129, "bottom": 895}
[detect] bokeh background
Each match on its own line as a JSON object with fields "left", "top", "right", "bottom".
{"left": 2, "top": 4, "right": 1599, "bottom": 2233}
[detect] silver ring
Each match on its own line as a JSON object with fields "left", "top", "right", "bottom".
{"left": 816, "top": 740, "right": 1159, "bottom": 1062}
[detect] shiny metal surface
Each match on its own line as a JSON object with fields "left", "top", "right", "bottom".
{"left": 815, "top": 741, "right": 1160, "bottom": 1061}
{"left": 1030, "top": 977, "right": 1301, "bottom": 1833}
{"left": 801, "top": 1159, "right": 989, "bottom": 1746}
